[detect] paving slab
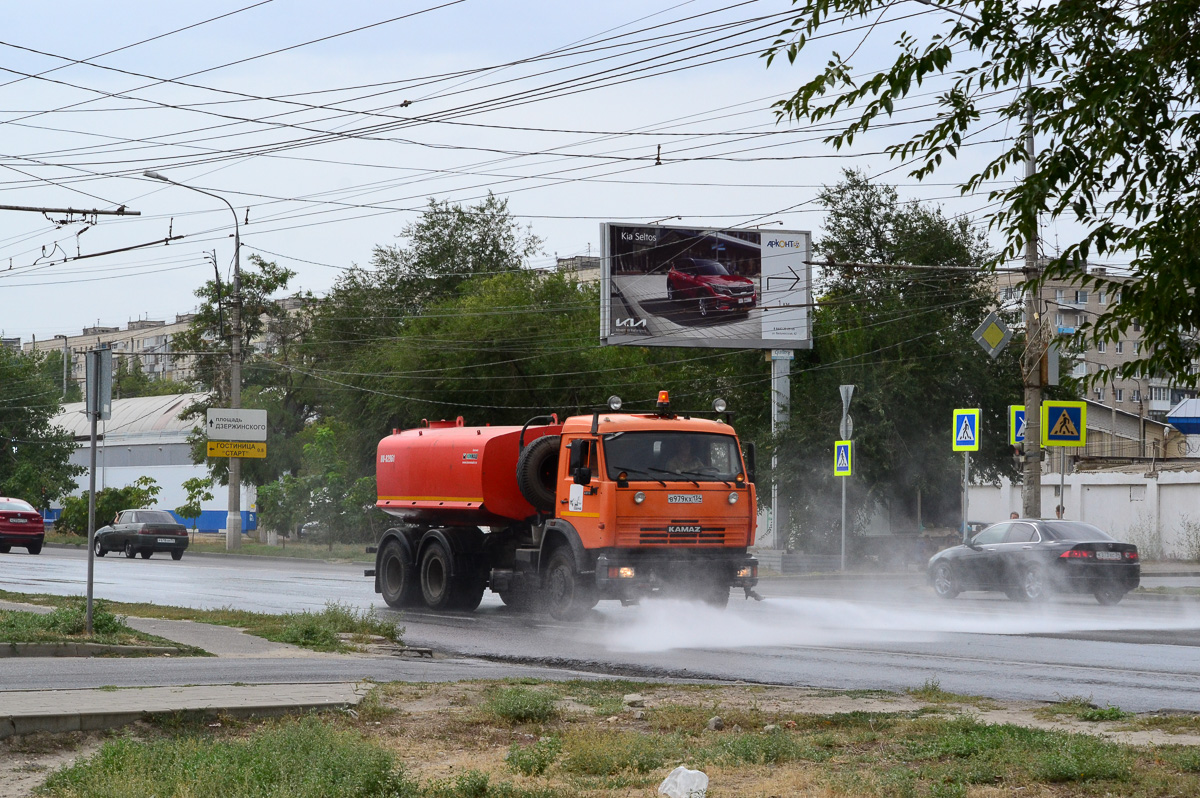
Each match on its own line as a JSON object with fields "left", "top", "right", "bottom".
{"left": 0, "top": 682, "right": 367, "bottom": 739}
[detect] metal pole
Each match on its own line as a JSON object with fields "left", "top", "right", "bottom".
{"left": 142, "top": 171, "right": 243, "bottom": 551}
{"left": 770, "top": 356, "right": 791, "bottom": 549}
{"left": 840, "top": 471, "right": 847, "bottom": 571}
{"left": 962, "top": 451, "right": 971, "bottom": 542}
{"left": 1060, "top": 448, "right": 1066, "bottom": 517}
{"left": 1021, "top": 83, "right": 1043, "bottom": 518}
{"left": 85, "top": 352, "right": 98, "bottom": 636}
{"left": 60, "top": 337, "right": 69, "bottom": 399}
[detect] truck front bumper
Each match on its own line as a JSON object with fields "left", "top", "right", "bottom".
{"left": 593, "top": 549, "right": 758, "bottom": 599}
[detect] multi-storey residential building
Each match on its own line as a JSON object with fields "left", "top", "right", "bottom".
{"left": 995, "top": 265, "right": 1197, "bottom": 428}
{"left": 556, "top": 255, "right": 601, "bottom": 283}
{"left": 22, "top": 314, "right": 198, "bottom": 390}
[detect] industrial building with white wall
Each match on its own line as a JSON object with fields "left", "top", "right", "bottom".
{"left": 52, "top": 393, "right": 256, "bottom": 534}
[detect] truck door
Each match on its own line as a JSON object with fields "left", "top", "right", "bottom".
{"left": 563, "top": 438, "right": 603, "bottom": 545}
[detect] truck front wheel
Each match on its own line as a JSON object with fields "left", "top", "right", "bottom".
{"left": 420, "top": 541, "right": 457, "bottom": 611}
{"left": 380, "top": 539, "right": 418, "bottom": 609}
{"left": 544, "top": 549, "right": 597, "bottom": 621}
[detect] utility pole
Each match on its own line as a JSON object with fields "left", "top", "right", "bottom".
{"left": 84, "top": 346, "right": 111, "bottom": 635}
{"left": 55, "top": 335, "right": 69, "bottom": 399}
{"left": 1021, "top": 83, "right": 1044, "bottom": 519}
{"left": 144, "top": 171, "right": 243, "bottom": 550}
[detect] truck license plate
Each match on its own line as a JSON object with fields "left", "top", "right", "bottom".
{"left": 667, "top": 494, "right": 702, "bottom": 504}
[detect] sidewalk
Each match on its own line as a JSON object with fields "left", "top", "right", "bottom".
{"left": 0, "top": 601, "right": 360, "bottom": 739}
{"left": 1, "top": 682, "right": 367, "bottom": 738}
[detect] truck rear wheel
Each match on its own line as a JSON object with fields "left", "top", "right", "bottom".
{"left": 544, "top": 548, "right": 597, "bottom": 621}
{"left": 380, "top": 538, "right": 418, "bottom": 609}
{"left": 516, "top": 435, "right": 560, "bottom": 512}
{"left": 451, "top": 577, "right": 486, "bottom": 612}
{"left": 420, "top": 541, "right": 456, "bottom": 611}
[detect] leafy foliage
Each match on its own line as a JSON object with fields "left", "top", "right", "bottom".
{"left": 766, "top": 0, "right": 1200, "bottom": 386}
{"left": 0, "top": 347, "right": 83, "bottom": 506}
{"left": 175, "top": 476, "right": 214, "bottom": 531}
{"left": 58, "top": 476, "right": 161, "bottom": 536}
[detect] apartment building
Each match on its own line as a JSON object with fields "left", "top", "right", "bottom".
{"left": 995, "top": 265, "right": 1197, "bottom": 426}
{"left": 22, "top": 314, "right": 197, "bottom": 388}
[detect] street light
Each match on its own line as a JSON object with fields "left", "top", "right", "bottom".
{"left": 143, "top": 170, "right": 244, "bottom": 552}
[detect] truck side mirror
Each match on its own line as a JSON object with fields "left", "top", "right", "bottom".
{"left": 568, "top": 439, "right": 584, "bottom": 471}
{"left": 573, "top": 466, "right": 592, "bottom": 486}
{"left": 745, "top": 442, "right": 756, "bottom": 485}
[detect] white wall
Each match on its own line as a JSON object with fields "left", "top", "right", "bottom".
{"left": 970, "top": 472, "right": 1200, "bottom": 559}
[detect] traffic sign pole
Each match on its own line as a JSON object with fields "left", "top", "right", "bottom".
{"left": 962, "top": 451, "right": 970, "bottom": 541}
{"left": 838, "top": 386, "right": 854, "bottom": 572}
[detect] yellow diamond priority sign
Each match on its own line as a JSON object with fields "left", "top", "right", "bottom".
{"left": 1041, "top": 400, "right": 1086, "bottom": 447}
{"left": 972, "top": 312, "right": 1012, "bottom": 359}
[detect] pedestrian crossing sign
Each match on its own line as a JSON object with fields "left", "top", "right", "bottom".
{"left": 953, "top": 409, "right": 981, "bottom": 452}
{"left": 1041, "top": 400, "right": 1086, "bottom": 447}
{"left": 1009, "top": 405, "right": 1026, "bottom": 445}
{"left": 834, "top": 440, "right": 852, "bottom": 476}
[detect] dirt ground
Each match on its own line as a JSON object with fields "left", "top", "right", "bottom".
{"left": 4, "top": 681, "right": 1199, "bottom": 797}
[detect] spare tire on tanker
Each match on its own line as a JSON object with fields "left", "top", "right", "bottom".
{"left": 516, "top": 434, "right": 560, "bottom": 512}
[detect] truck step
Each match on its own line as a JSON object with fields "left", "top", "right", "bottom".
{"left": 365, "top": 546, "right": 378, "bottom": 554}
{"left": 364, "top": 569, "right": 376, "bottom": 577}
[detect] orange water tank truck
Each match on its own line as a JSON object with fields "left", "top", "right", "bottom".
{"left": 366, "top": 392, "right": 759, "bottom": 619}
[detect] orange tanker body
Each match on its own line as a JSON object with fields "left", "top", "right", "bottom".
{"left": 367, "top": 395, "right": 759, "bottom": 619}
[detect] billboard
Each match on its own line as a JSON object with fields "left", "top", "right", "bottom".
{"left": 600, "top": 223, "right": 812, "bottom": 349}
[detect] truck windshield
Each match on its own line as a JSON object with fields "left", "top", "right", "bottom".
{"left": 603, "top": 431, "right": 743, "bottom": 482}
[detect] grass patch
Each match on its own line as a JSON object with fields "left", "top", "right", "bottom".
{"left": 1035, "top": 695, "right": 1132, "bottom": 722}
{"left": 482, "top": 686, "right": 560, "bottom": 724}
{"left": 0, "top": 599, "right": 201, "bottom": 653}
{"left": 27, "top": 680, "right": 1200, "bottom": 797}
{"left": 0, "top": 590, "right": 401, "bottom": 653}
{"left": 905, "top": 678, "right": 997, "bottom": 709}
{"left": 1117, "top": 713, "right": 1200, "bottom": 734}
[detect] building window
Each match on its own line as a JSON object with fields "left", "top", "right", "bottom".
{"left": 1098, "top": 290, "right": 1107, "bottom": 305}
{"left": 1132, "top": 320, "right": 1141, "bottom": 331}
{"left": 1115, "top": 290, "right": 1122, "bottom": 303}
{"left": 1116, "top": 341, "right": 1124, "bottom": 354}
{"left": 1095, "top": 387, "right": 1105, "bottom": 400}
{"left": 1003, "top": 287, "right": 1016, "bottom": 301}
{"left": 1054, "top": 289, "right": 1065, "bottom": 304}
{"left": 1134, "top": 341, "right": 1140, "bottom": 355}
{"left": 1133, "top": 389, "right": 1141, "bottom": 402}
{"left": 1115, "top": 388, "right": 1124, "bottom": 402}
{"left": 1075, "top": 289, "right": 1088, "bottom": 303}
{"left": 1055, "top": 313, "right": 1064, "bottom": 326}
{"left": 1097, "top": 341, "right": 1106, "bottom": 353}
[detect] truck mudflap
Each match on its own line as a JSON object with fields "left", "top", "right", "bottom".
{"left": 593, "top": 548, "right": 758, "bottom": 600}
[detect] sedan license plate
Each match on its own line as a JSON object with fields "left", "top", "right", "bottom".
{"left": 1096, "top": 551, "right": 1121, "bottom": 560}
{"left": 9, "top": 517, "right": 28, "bottom": 523}
{"left": 156, "top": 538, "right": 176, "bottom": 544}
{"left": 738, "top": 297, "right": 751, "bottom": 304}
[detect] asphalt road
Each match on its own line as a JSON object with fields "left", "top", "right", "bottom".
{"left": 5, "top": 547, "right": 1200, "bottom": 711}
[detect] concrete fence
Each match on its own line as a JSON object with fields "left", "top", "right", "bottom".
{"left": 969, "top": 471, "right": 1200, "bottom": 560}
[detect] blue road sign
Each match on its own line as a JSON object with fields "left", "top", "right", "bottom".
{"left": 953, "top": 408, "right": 981, "bottom": 452}
{"left": 1009, "top": 405, "right": 1026, "bottom": 445}
{"left": 834, "top": 440, "right": 852, "bottom": 476}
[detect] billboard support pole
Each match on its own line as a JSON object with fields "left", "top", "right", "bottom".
{"left": 770, "top": 356, "right": 791, "bottom": 549}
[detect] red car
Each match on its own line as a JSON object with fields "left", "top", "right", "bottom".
{"left": 666, "top": 258, "right": 757, "bottom": 316}
{"left": 0, "top": 497, "right": 45, "bottom": 555}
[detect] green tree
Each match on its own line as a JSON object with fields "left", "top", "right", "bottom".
{"left": 774, "top": 171, "right": 1024, "bottom": 549}
{"left": 37, "top": 350, "right": 82, "bottom": 403}
{"left": 112, "top": 355, "right": 192, "bottom": 398}
{"left": 766, "top": 0, "right": 1200, "bottom": 385}
{"left": 175, "top": 476, "right": 214, "bottom": 536}
{"left": 0, "top": 348, "right": 83, "bottom": 506}
{"left": 58, "top": 476, "right": 161, "bottom": 536}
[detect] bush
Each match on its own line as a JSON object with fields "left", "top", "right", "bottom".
{"left": 483, "top": 687, "right": 559, "bottom": 724}
{"left": 58, "top": 477, "right": 161, "bottom": 536}
{"left": 506, "top": 736, "right": 562, "bottom": 776}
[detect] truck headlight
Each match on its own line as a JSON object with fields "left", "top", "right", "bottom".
{"left": 736, "top": 565, "right": 756, "bottom": 579}
{"left": 608, "top": 566, "right": 636, "bottom": 579}
{"left": 728, "top": 492, "right": 739, "bottom": 504}
{"left": 634, "top": 491, "right": 646, "bottom": 504}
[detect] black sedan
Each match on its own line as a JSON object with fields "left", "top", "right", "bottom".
{"left": 94, "top": 509, "right": 189, "bottom": 560}
{"left": 928, "top": 519, "right": 1139, "bottom": 605}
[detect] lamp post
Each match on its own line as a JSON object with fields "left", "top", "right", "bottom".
{"left": 143, "top": 170, "right": 243, "bottom": 551}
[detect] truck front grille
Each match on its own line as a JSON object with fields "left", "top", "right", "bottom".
{"left": 617, "top": 517, "right": 749, "bottom": 547}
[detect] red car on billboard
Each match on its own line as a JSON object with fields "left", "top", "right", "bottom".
{"left": 666, "top": 258, "right": 757, "bottom": 316}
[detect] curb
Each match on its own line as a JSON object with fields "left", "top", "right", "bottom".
{"left": 45, "top": 542, "right": 373, "bottom": 567}
{"left": 1, "top": 642, "right": 180, "bottom": 658}
{"left": 0, "top": 683, "right": 366, "bottom": 740}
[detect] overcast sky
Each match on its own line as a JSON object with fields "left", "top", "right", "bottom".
{"left": 1, "top": 0, "right": 1065, "bottom": 342}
